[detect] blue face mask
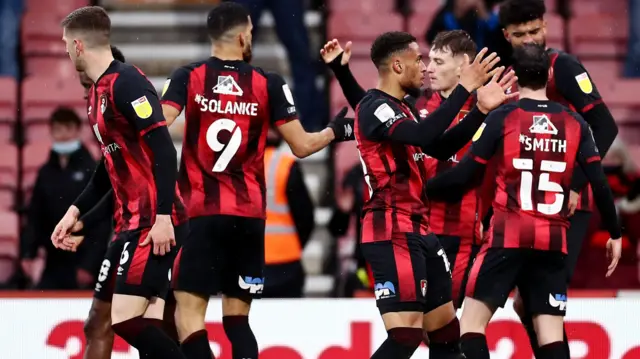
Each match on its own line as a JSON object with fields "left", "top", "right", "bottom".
{"left": 52, "top": 140, "right": 81, "bottom": 155}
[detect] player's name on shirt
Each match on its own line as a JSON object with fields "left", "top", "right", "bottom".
{"left": 195, "top": 94, "right": 259, "bottom": 116}
{"left": 520, "top": 114, "right": 567, "bottom": 153}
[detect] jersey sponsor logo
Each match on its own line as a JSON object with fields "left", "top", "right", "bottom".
{"left": 212, "top": 75, "right": 243, "bottom": 96}
{"left": 238, "top": 276, "right": 264, "bottom": 294}
{"left": 549, "top": 293, "right": 567, "bottom": 311}
{"left": 131, "top": 96, "right": 153, "bottom": 119}
{"left": 195, "top": 94, "right": 259, "bottom": 116}
{"left": 413, "top": 152, "right": 428, "bottom": 162}
{"left": 529, "top": 114, "right": 558, "bottom": 135}
{"left": 374, "top": 281, "right": 396, "bottom": 300}
{"left": 472, "top": 122, "right": 486, "bottom": 142}
{"left": 282, "top": 84, "right": 295, "bottom": 105}
{"left": 161, "top": 79, "right": 171, "bottom": 97}
{"left": 575, "top": 72, "right": 593, "bottom": 94}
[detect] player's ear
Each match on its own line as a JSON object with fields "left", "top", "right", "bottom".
{"left": 238, "top": 32, "right": 246, "bottom": 48}
{"left": 392, "top": 59, "right": 403, "bottom": 74}
{"left": 502, "top": 28, "right": 510, "bottom": 41}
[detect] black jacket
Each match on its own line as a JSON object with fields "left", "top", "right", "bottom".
{"left": 20, "top": 145, "right": 112, "bottom": 287}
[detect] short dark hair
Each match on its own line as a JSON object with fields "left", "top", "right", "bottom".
{"left": 431, "top": 30, "right": 477, "bottom": 59}
{"left": 499, "top": 0, "right": 546, "bottom": 27}
{"left": 207, "top": 2, "right": 250, "bottom": 41}
{"left": 512, "top": 43, "right": 549, "bottom": 90}
{"left": 111, "top": 45, "right": 125, "bottom": 62}
{"left": 50, "top": 107, "right": 82, "bottom": 128}
{"left": 370, "top": 31, "right": 417, "bottom": 69}
{"left": 61, "top": 6, "right": 111, "bottom": 46}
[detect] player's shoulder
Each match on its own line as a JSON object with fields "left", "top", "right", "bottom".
{"left": 560, "top": 105, "right": 586, "bottom": 125}
{"left": 488, "top": 102, "right": 519, "bottom": 120}
{"left": 358, "top": 90, "right": 393, "bottom": 113}
{"left": 549, "top": 48, "right": 583, "bottom": 69}
{"left": 113, "top": 62, "right": 151, "bottom": 88}
{"left": 173, "top": 59, "right": 208, "bottom": 75}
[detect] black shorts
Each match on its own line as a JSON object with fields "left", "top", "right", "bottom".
{"left": 361, "top": 232, "right": 453, "bottom": 315}
{"left": 93, "top": 234, "right": 125, "bottom": 303}
{"left": 466, "top": 246, "right": 567, "bottom": 316}
{"left": 114, "top": 223, "right": 187, "bottom": 299}
{"left": 438, "top": 235, "right": 481, "bottom": 309}
{"left": 172, "top": 215, "right": 265, "bottom": 299}
{"left": 566, "top": 210, "right": 591, "bottom": 283}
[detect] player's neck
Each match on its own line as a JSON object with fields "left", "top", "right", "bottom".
{"left": 211, "top": 44, "right": 243, "bottom": 61}
{"left": 84, "top": 49, "right": 115, "bottom": 83}
{"left": 518, "top": 87, "right": 548, "bottom": 101}
{"left": 377, "top": 78, "right": 406, "bottom": 101}
{"left": 440, "top": 85, "right": 456, "bottom": 98}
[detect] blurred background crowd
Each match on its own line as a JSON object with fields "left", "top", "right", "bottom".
{"left": 0, "top": 0, "right": 639, "bottom": 297}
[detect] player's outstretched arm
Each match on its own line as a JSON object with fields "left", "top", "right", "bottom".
{"left": 52, "top": 158, "right": 112, "bottom": 247}
{"left": 160, "top": 66, "right": 191, "bottom": 127}
{"left": 320, "top": 39, "right": 367, "bottom": 110}
{"left": 575, "top": 117, "right": 622, "bottom": 276}
{"left": 425, "top": 108, "right": 506, "bottom": 198}
{"left": 575, "top": 119, "right": 621, "bottom": 239}
{"left": 421, "top": 68, "right": 517, "bottom": 160}
{"left": 267, "top": 73, "right": 354, "bottom": 158}
{"left": 71, "top": 159, "right": 113, "bottom": 218}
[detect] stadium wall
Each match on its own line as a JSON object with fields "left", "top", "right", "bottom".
{"left": 2, "top": 294, "right": 640, "bottom": 358}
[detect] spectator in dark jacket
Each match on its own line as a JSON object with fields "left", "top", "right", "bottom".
{"left": 426, "top": 0, "right": 512, "bottom": 67}
{"left": 20, "top": 107, "right": 111, "bottom": 290}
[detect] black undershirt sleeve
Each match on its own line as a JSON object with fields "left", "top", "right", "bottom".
{"left": 385, "top": 85, "right": 472, "bottom": 147}
{"left": 72, "top": 159, "right": 113, "bottom": 215}
{"left": 575, "top": 118, "right": 622, "bottom": 239}
{"left": 327, "top": 54, "right": 367, "bottom": 110}
{"left": 421, "top": 107, "right": 487, "bottom": 160}
{"left": 569, "top": 104, "right": 619, "bottom": 192}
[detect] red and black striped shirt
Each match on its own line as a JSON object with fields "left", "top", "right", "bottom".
{"left": 87, "top": 61, "right": 188, "bottom": 231}
{"left": 469, "top": 99, "right": 600, "bottom": 253}
{"left": 161, "top": 57, "right": 297, "bottom": 219}
{"left": 506, "top": 48, "right": 605, "bottom": 211}
{"left": 355, "top": 90, "right": 431, "bottom": 243}
{"left": 415, "top": 90, "right": 481, "bottom": 240}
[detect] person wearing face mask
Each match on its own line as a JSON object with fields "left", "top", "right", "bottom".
{"left": 20, "top": 107, "right": 111, "bottom": 290}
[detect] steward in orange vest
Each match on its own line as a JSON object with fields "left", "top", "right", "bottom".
{"left": 262, "top": 141, "right": 315, "bottom": 298}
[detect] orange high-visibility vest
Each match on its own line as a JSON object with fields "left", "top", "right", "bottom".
{"left": 264, "top": 147, "right": 302, "bottom": 264}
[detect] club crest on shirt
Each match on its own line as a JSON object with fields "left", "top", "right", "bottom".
{"left": 100, "top": 94, "right": 108, "bottom": 115}
{"left": 575, "top": 72, "right": 593, "bottom": 94}
{"left": 472, "top": 122, "right": 486, "bottom": 142}
{"left": 420, "top": 279, "right": 427, "bottom": 297}
{"left": 131, "top": 96, "right": 153, "bottom": 119}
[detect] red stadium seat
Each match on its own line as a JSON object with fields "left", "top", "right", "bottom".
{"left": 545, "top": 14, "right": 564, "bottom": 50}
{"left": 25, "top": 57, "right": 79, "bottom": 79}
{"left": 328, "top": 12, "right": 404, "bottom": 42}
{"left": 21, "top": 76, "right": 85, "bottom": 124}
{"left": 0, "top": 211, "right": 18, "bottom": 283}
{"left": 0, "top": 77, "right": 17, "bottom": 143}
{"left": 26, "top": 0, "right": 88, "bottom": 15}
{"left": 329, "top": 0, "right": 395, "bottom": 13}
{"left": 24, "top": 123, "right": 51, "bottom": 143}
{"left": 408, "top": 13, "right": 438, "bottom": 41}
{"left": 0, "top": 144, "right": 17, "bottom": 189}
{"left": 598, "top": 80, "right": 640, "bottom": 107}
{"left": 570, "top": 0, "right": 627, "bottom": 16}
{"left": 330, "top": 60, "right": 378, "bottom": 116}
{"left": 0, "top": 212, "right": 18, "bottom": 257}
{"left": 579, "top": 60, "right": 623, "bottom": 89}
{"left": 22, "top": 12, "right": 67, "bottom": 56}
{"left": 22, "top": 142, "right": 52, "bottom": 195}
{"left": 569, "top": 15, "right": 628, "bottom": 58}
{"left": 0, "top": 77, "right": 17, "bottom": 122}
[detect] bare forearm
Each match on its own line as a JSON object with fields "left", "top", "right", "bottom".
{"left": 292, "top": 128, "right": 335, "bottom": 158}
